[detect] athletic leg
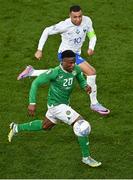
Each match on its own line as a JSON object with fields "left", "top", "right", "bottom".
{"left": 17, "top": 66, "right": 48, "bottom": 80}
{"left": 72, "top": 118, "right": 101, "bottom": 167}
{"left": 8, "top": 118, "right": 55, "bottom": 142}
{"left": 47, "top": 104, "right": 101, "bottom": 167}
{"left": 17, "top": 53, "right": 62, "bottom": 80}
{"left": 76, "top": 55, "right": 110, "bottom": 115}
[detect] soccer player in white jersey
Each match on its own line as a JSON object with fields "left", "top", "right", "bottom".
{"left": 17, "top": 5, "right": 110, "bottom": 115}
{"left": 9, "top": 50, "right": 101, "bottom": 167}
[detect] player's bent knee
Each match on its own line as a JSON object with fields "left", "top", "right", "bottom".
{"left": 73, "top": 119, "right": 91, "bottom": 137}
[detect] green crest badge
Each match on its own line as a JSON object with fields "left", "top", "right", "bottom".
{"left": 72, "top": 71, "right": 76, "bottom": 76}
{"left": 66, "top": 110, "right": 71, "bottom": 115}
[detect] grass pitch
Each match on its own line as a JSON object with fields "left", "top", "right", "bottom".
{"left": 0, "top": 0, "right": 133, "bottom": 178}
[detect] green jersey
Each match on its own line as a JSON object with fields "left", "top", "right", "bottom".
{"left": 29, "top": 64, "right": 87, "bottom": 106}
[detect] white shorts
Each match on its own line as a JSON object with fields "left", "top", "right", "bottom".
{"left": 46, "top": 104, "right": 80, "bottom": 125}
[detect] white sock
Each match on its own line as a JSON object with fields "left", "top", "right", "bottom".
{"left": 14, "top": 124, "right": 18, "bottom": 133}
{"left": 82, "top": 157, "right": 88, "bottom": 160}
{"left": 87, "top": 75, "right": 98, "bottom": 105}
{"left": 30, "top": 70, "right": 48, "bottom": 76}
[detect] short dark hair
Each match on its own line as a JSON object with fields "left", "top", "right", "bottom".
{"left": 70, "top": 5, "right": 81, "bottom": 13}
{"left": 61, "top": 50, "right": 76, "bottom": 59}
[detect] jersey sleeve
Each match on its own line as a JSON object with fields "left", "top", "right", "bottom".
{"left": 38, "top": 21, "right": 66, "bottom": 51}
{"left": 29, "top": 69, "right": 58, "bottom": 104}
{"left": 75, "top": 66, "right": 87, "bottom": 89}
{"left": 86, "top": 17, "right": 97, "bottom": 50}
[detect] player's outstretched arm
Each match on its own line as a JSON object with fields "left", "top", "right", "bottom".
{"left": 35, "top": 21, "right": 65, "bottom": 60}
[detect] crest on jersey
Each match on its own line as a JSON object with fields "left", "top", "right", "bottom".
{"left": 72, "top": 70, "right": 77, "bottom": 76}
{"left": 76, "top": 29, "right": 80, "bottom": 34}
{"left": 66, "top": 110, "right": 71, "bottom": 115}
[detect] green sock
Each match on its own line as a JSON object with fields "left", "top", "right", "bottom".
{"left": 18, "top": 120, "right": 43, "bottom": 132}
{"left": 77, "top": 136, "right": 90, "bottom": 158}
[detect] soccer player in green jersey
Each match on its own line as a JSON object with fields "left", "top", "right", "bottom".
{"left": 8, "top": 50, "right": 101, "bottom": 167}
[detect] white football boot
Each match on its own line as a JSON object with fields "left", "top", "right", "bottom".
{"left": 8, "top": 122, "right": 18, "bottom": 142}
{"left": 82, "top": 156, "right": 102, "bottom": 167}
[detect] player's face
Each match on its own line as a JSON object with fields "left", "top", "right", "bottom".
{"left": 70, "top": 10, "right": 82, "bottom": 26}
{"left": 62, "top": 57, "right": 75, "bottom": 72}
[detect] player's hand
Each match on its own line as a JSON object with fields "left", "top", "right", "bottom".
{"left": 85, "top": 85, "right": 91, "bottom": 94}
{"left": 35, "top": 50, "right": 43, "bottom": 60}
{"left": 28, "top": 104, "right": 36, "bottom": 116}
{"left": 87, "top": 49, "right": 94, "bottom": 56}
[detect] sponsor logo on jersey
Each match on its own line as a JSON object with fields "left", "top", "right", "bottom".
{"left": 67, "top": 117, "right": 71, "bottom": 121}
{"left": 46, "top": 69, "right": 52, "bottom": 74}
{"left": 56, "top": 75, "right": 63, "bottom": 81}
{"left": 65, "top": 87, "right": 71, "bottom": 90}
{"left": 58, "top": 75, "right": 63, "bottom": 79}
{"left": 83, "top": 29, "right": 87, "bottom": 33}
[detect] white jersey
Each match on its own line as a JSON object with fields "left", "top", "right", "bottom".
{"left": 38, "top": 16, "right": 96, "bottom": 54}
